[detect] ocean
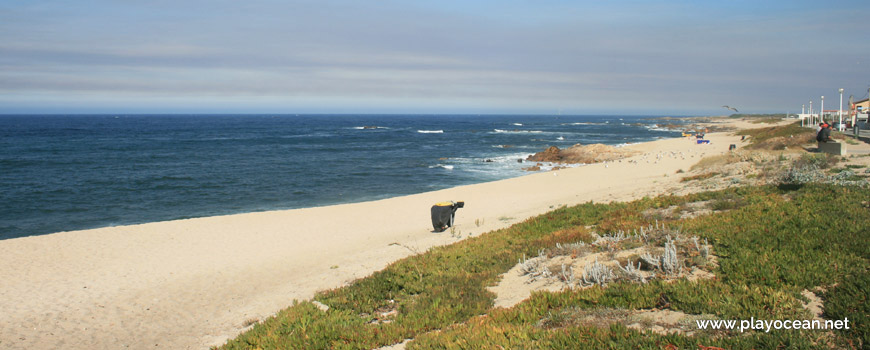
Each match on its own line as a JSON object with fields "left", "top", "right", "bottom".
{"left": 0, "top": 114, "right": 688, "bottom": 239}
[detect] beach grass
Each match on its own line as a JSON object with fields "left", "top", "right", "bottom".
{"left": 736, "top": 121, "right": 816, "bottom": 150}
{"left": 728, "top": 113, "right": 789, "bottom": 123}
{"left": 680, "top": 172, "right": 720, "bottom": 182}
{"left": 218, "top": 180, "right": 868, "bottom": 349}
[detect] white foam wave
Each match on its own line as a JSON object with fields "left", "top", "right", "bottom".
{"left": 561, "top": 122, "right": 605, "bottom": 126}
{"left": 644, "top": 123, "right": 687, "bottom": 132}
{"left": 511, "top": 123, "right": 523, "bottom": 126}
{"left": 429, "top": 164, "right": 454, "bottom": 170}
{"left": 493, "top": 129, "right": 543, "bottom": 133}
{"left": 644, "top": 125, "right": 674, "bottom": 132}
{"left": 352, "top": 126, "right": 389, "bottom": 130}
{"left": 418, "top": 130, "right": 444, "bottom": 134}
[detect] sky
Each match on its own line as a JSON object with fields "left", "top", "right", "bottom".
{"left": 1, "top": 0, "right": 869, "bottom": 115}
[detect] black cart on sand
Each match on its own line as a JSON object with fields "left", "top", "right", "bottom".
{"left": 431, "top": 201, "right": 464, "bottom": 232}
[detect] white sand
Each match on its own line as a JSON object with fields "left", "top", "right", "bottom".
{"left": 0, "top": 121, "right": 759, "bottom": 349}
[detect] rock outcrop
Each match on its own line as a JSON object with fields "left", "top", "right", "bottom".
{"left": 526, "top": 144, "right": 637, "bottom": 164}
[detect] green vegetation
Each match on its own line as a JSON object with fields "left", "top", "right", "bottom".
{"left": 220, "top": 185, "right": 869, "bottom": 350}
{"left": 832, "top": 165, "right": 868, "bottom": 174}
{"left": 706, "top": 191, "right": 749, "bottom": 211}
{"left": 736, "top": 121, "right": 816, "bottom": 150}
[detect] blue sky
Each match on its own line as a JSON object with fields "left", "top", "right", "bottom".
{"left": 1, "top": 0, "right": 868, "bottom": 115}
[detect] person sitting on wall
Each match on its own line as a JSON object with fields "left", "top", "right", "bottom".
{"left": 816, "top": 124, "right": 833, "bottom": 143}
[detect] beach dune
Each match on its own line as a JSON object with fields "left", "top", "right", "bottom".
{"left": 0, "top": 129, "right": 742, "bottom": 349}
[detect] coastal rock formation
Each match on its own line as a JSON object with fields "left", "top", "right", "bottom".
{"left": 528, "top": 146, "right": 562, "bottom": 162}
{"left": 526, "top": 144, "right": 637, "bottom": 164}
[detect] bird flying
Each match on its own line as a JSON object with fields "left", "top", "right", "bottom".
{"left": 722, "top": 105, "right": 739, "bottom": 112}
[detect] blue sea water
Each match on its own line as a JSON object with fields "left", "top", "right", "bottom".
{"left": 0, "top": 114, "right": 688, "bottom": 239}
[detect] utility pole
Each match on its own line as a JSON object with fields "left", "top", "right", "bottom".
{"left": 802, "top": 104, "right": 806, "bottom": 126}
{"left": 839, "top": 88, "right": 844, "bottom": 129}
{"left": 821, "top": 96, "right": 825, "bottom": 123}
{"left": 850, "top": 95, "right": 855, "bottom": 128}
{"left": 810, "top": 100, "right": 814, "bottom": 124}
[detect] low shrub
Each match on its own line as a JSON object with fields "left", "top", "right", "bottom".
{"left": 793, "top": 153, "right": 840, "bottom": 170}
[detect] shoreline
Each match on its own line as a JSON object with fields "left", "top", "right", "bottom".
{"left": 0, "top": 118, "right": 760, "bottom": 349}
{"left": 0, "top": 114, "right": 696, "bottom": 241}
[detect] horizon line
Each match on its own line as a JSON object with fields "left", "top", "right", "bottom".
{"left": 0, "top": 112, "right": 733, "bottom": 117}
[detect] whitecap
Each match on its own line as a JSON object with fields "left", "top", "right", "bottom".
{"left": 561, "top": 122, "right": 604, "bottom": 126}
{"left": 418, "top": 130, "right": 444, "bottom": 134}
{"left": 429, "top": 164, "right": 454, "bottom": 170}
{"left": 511, "top": 123, "right": 523, "bottom": 126}
{"left": 352, "top": 126, "right": 389, "bottom": 130}
{"left": 644, "top": 125, "right": 673, "bottom": 132}
{"left": 493, "top": 129, "right": 543, "bottom": 133}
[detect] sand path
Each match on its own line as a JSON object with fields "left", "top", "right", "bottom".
{"left": 0, "top": 122, "right": 752, "bottom": 349}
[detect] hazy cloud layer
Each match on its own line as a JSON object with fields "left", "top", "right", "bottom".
{"left": 1, "top": 0, "right": 868, "bottom": 114}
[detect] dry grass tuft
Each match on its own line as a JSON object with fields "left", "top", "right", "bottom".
{"left": 689, "top": 154, "right": 741, "bottom": 172}
{"left": 680, "top": 172, "right": 719, "bottom": 182}
{"left": 736, "top": 122, "right": 815, "bottom": 150}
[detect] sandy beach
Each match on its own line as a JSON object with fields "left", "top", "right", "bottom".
{"left": 0, "top": 120, "right": 759, "bottom": 349}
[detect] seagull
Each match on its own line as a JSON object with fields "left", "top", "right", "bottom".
{"left": 722, "top": 105, "right": 739, "bottom": 112}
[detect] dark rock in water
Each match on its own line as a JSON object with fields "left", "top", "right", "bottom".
{"left": 362, "top": 126, "right": 378, "bottom": 129}
{"left": 517, "top": 159, "right": 523, "bottom": 163}
{"left": 484, "top": 159, "right": 494, "bottom": 163}
{"left": 439, "top": 157, "right": 449, "bottom": 160}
